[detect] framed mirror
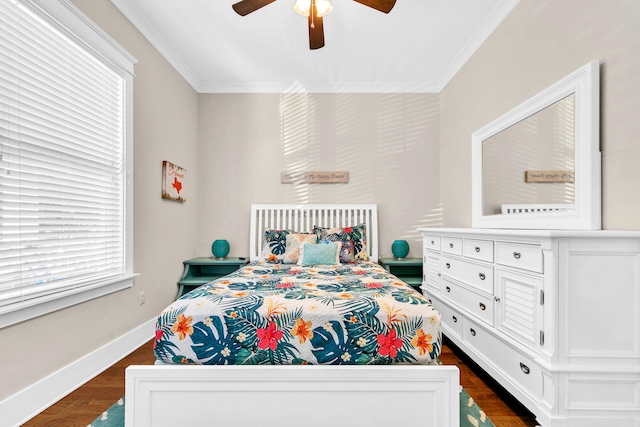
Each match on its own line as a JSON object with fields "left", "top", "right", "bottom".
{"left": 471, "top": 61, "right": 601, "bottom": 230}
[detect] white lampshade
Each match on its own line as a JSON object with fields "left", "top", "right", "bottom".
{"left": 293, "top": 0, "right": 311, "bottom": 16}
{"left": 315, "top": 0, "right": 333, "bottom": 17}
{"left": 294, "top": 0, "right": 332, "bottom": 18}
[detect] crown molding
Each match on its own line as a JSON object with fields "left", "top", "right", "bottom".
{"left": 197, "top": 80, "right": 441, "bottom": 94}
{"left": 110, "top": 0, "right": 199, "bottom": 89}
{"left": 436, "top": 0, "right": 520, "bottom": 92}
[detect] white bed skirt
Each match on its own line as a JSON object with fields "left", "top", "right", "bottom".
{"left": 125, "top": 364, "right": 460, "bottom": 427}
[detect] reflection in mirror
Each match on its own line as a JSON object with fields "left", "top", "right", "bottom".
{"left": 482, "top": 94, "right": 575, "bottom": 216}
{"left": 471, "top": 60, "right": 600, "bottom": 230}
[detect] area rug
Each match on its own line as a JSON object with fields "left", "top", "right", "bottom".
{"left": 88, "top": 388, "right": 495, "bottom": 427}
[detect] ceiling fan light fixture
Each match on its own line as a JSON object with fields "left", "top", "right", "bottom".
{"left": 293, "top": 0, "right": 310, "bottom": 16}
{"left": 293, "top": 0, "right": 332, "bottom": 18}
{"left": 233, "top": 0, "right": 395, "bottom": 50}
{"left": 315, "top": 0, "right": 333, "bottom": 17}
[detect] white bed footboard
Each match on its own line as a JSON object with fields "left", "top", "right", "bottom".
{"left": 125, "top": 365, "right": 459, "bottom": 427}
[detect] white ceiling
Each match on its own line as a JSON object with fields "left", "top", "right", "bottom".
{"left": 110, "top": 0, "right": 519, "bottom": 93}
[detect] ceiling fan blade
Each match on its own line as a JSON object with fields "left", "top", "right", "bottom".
{"left": 353, "top": 0, "right": 396, "bottom": 14}
{"left": 308, "top": 12, "right": 325, "bottom": 49}
{"left": 232, "top": 0, "right": 276, "bottom": 16}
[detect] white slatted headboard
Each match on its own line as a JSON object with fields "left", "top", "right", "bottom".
{"left": 250, "top": 204, "right": 379, "bottom": 262}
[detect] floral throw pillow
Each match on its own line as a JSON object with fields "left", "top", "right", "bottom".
{"left": 283, "top": 233, "right": 317, "bottom": 264}
{"left": 313, "top": 223, "right": 368, "bottom": 262}
{"left": 261, "top": 229, "right": 291, "bottom": 263}
{"left": 338, "top": 240, "right": 356, "bottom": 263}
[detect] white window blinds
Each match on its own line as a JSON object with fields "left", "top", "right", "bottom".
{"left": 0, "top": 0, "right": 136, "bottom": 317}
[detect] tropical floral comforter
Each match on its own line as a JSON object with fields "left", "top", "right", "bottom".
{"left": 154, "top": 260, "right": 441, "bottom": 365}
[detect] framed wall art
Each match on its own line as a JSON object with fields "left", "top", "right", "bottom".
{"left": 162, "top": 161, "right": 186, "bottom": 203}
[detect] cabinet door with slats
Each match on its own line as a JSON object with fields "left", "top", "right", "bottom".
{"left": 423, "top": 251, "right": 441, "bottom": 293}
{"left": 495, "top": 269, "right": 543, "bottom": 350}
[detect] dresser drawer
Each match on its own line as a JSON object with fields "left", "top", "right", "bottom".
{"left": 424, "top": 235, "right": 441, "bottom": 252}
{"left": 464, "top": 318, "right": 543, "bottom": 401}
{"left": 496, "top": 242, "right": 543, "bottom": 273}
{"left": 441, "top": 237, "right": 463, "bottom": 256}
{"left": 441, "top": 255, "right": 493, "bottom": 294}
{"left": 429, "top": 294, "right": 463, "bottom": 339}
{"left": 442, "top": 279, "right": 493, "bottom": 326}
{"left": 463, "top": 238, "right": 494, "bottom": 262}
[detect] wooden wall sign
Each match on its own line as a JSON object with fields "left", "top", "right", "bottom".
{"left": 281, "top": 171, "right": 349, "bottom": 184}
{"left": 525, "top": 170, "right": 574, "bottom": 183}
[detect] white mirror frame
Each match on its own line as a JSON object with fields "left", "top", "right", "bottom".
{"left": 472, "top": 61, "right": 601, "bottom": 230}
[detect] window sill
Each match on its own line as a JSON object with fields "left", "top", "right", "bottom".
{"left": 0, "top": 274, "right": 138, "bottom": 329}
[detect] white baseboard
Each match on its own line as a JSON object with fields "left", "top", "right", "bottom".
{"left": 0, "top": 317, "right": 155, "bottom": 427}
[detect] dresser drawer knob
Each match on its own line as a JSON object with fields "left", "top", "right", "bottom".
{"left": 520, "top": 362, "right": 530, "bottom": 375}
{"left": 479, "top": 302, "right": 486, "bottom": 311}
{"left": 431, "top": 240, "right": 435, "bottom": 245}
{"left": 438, "top": 273, "right": 441, "bottom": 277}
{"left": 475, "top": 246, "right": 480, "bottom": 252}
{"left": 513, "top": 252, "right": 521, "bottom": 259}
{"left": 446, "top": 263, "right": 451, "bottom": 269}
{"left": 446, "top": 286, "right": 451, "bottom": 293}
{"left": 452, "top": 315, "right": 458, "bottom": 323}
{"left": 494, "top": 296, "right": 501, "bottom": 302}
{"left": 449, "top": 243, "right": 454, "bottom": 248}
{"left": 479, "top": 273, "right": 485, "bottom": 280}
{"left": 470, "top": 328, "right": 476, "bottom": 337}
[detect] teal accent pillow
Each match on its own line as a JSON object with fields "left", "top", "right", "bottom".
{"left": 298, "top": 242, "right": 342, "bottom": 266}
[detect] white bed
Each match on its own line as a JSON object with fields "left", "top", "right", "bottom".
{"left": 125, "top": 204, "right": 460, "bottom": 427}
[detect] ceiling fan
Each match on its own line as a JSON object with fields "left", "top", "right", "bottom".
{"left": 232, "top": 0, "right": 397, "bottom": 50}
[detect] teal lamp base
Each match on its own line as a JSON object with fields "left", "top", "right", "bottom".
{"left": 212, "top": 239, "right": 230, "bottom": 259}
{"left": 391, "top": 240, "right": 410, "bottom": 259}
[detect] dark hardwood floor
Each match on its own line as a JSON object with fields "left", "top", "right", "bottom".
{"left": 439, "top": 337, "right": 538, "bottom": 427}
{"left": 23, "top": 337, "right": 538, "bottom": 427}
{"left": 22, "top": 340, "right": 155, "bottom": 427}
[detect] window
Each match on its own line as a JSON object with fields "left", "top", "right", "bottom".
{"left": 0, "top": 0, "right": 137, "bottom": 328}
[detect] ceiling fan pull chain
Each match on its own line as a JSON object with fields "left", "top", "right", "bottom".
{"left": 310, "top": 0, "right": 316, "bottom": 29}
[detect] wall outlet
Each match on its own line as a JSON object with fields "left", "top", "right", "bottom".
{"left": 139, "top": 291, "right": 146, "bottom": 305}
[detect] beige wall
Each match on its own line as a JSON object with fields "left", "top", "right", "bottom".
{"left": 197, "top": 93, "right": 441, "bottom": 259}
{"left": 0, "top": 0, "right": 199, "bottom": 401}
{"left": 440, "top": 0, "right": 640, "bottom": 229}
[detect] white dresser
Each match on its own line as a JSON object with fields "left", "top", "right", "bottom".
{"left": 419, "top": 228, "right": 640, "bottom": 427}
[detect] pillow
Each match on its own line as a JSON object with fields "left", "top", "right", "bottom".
{"left": 338, "top": 240, "right": 356, "bottom": 263}
{"left": 283, "top": 233, "right": 317, "bottom": 264}
{"left": 313, "top": 223, "right": 368, "bottom": 262}
{"left": 298, "top": 242, "right": 341, "bottom": 266}
{"left": 261, "top": 229, "right": 291, "bottom": 263}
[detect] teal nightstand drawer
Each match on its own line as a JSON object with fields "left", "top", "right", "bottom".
{"left": 379, "top": 257, "right": 423, "bottom": 290}
{"left": 200, "top": 264, "right": 242, "bottom": 276}
{"left": 177, "top": 257, "right": 247, "bottom": 298}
